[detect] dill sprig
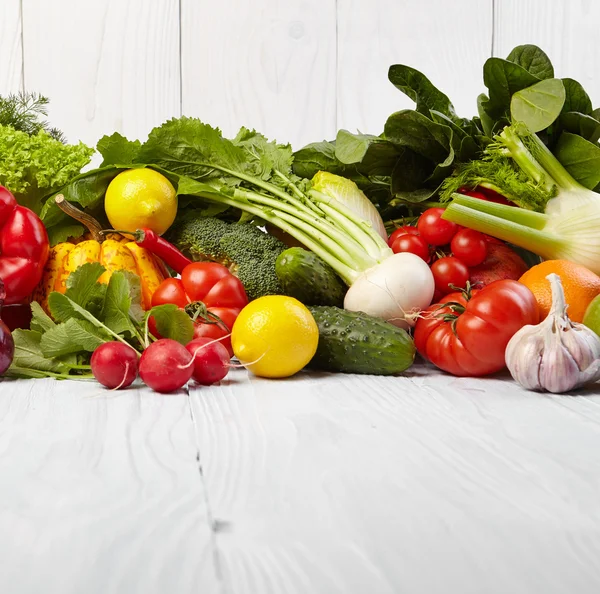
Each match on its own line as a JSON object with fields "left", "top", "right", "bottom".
{"left": 0, "top": 92, "right": 65, "bottom": 142}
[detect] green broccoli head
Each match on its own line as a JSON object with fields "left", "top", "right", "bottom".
{"left": 168, "top": 213, "right": 287, "bottom": 300}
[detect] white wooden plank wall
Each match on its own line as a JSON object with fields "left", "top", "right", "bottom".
{"left": 1, "top": 0, "right": 599, "bottom": 148}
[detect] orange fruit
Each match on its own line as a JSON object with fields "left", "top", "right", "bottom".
{"left": 519, "top": 259, "right": 600, "bottom": 322}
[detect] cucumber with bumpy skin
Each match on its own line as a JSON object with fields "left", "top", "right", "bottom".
{"left": 307, "top": 306, "right": 415, "bottom": 375}
{"left": 276, "top": 247, "right": 346, "bottom": 307}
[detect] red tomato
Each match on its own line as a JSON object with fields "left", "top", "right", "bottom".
{"left": 414, "top": 279, "right": 539, "bottom": 377}
{"left": 391, "top": 234, "right": 430, "bottom": 262}
{"left": 150, "top": 262, "right": 248, "bottom": 358}
{"left": 191, "top": 307, "right": 239, "bottom": 358}
{"left": 388, "top": 225, "right": 419, "bottom": 246}
{"left": 417, "top": 208, "right": 459, "bottom": 246}
{"left": 450, "top": 229, "right": 487, "bottom": 267}
{"left": 430, "top": 256, "right": 470, "bottom": 294}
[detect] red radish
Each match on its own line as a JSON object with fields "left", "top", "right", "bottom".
{"left": 91, "top": 342, "right": 139, "bottom": 389}
{"left": 186, "top": 337, "right": 230, "bottom": 385}
{"left": 139, "top": 339, "right": 194, "bottom": 393}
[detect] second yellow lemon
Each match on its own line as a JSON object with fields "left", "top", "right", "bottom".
{"left": 105, "top": 168, "right": 177, "bottom": 236}
{"left": 232, "top": 296, "right": 319, "bottom": 378}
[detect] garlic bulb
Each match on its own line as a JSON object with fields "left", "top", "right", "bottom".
{"left": 505, "top": 273, "right": 600, "bottom": 393}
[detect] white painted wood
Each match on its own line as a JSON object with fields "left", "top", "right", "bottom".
{"left": 0, "top": 0, "right": 23, "bottom": 93}
{"left": 189, "top": 365, "right": 600, "bottom": 594}
{"left": 494, "top": 0, "right": 600, "bottom": 107}
{"left": 180, "top": 0, "right": 337, "bottom": 149}
{"left": 21, "top": 0, "right": 181, "bottom": 147}
{"left": 0, "top": 379, "right": 220, "bottom": 594}
{"left": 336, "top": 0, "right": 493, "bottom": 137}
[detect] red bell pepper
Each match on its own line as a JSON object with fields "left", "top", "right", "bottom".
{"left": 150, "top": 261, "right": 249, "bottom": 357}
{"left": 0, "top": 186, "right": 50, "bottom": 304}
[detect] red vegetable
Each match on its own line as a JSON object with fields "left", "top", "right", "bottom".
{"left": 91, "top": 342, "right": 139, "bottom": 389}
{"left": 430, "top": 256, "right": 470, "bottom": 295}
{"left": 0, "top": 279, "right": 15, "bottom": 375}
{"left": 127, "top": 228, "right": 192, "bottom": 274}
{"left": 414, "top": 280, "right": 539, "bottom": 377}
{"left": 139, "top": 339, "right": 194, "bottom": 393}
{"left": 151, "top": 262, "right": 248, "bottom": 357}
{"left": 0, "top": 186, "right": 49, "bottom": 304}
{"left": 391, "top": 233, "right": 430, "bottom": 262}
{"left": 388, "top": 225, "right": 419, "bottom": 246}
{"left": 186, "top": 337, "right": 230, "bottom": 385}
{"left": 450, "top": 229, "right": 487, "bottom": 267}
{"left": 417, "top": 208, "right": 458, "bottom": 246}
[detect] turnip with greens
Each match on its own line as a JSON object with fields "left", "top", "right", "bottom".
{"left": 131, "top": 120, "right": 434, "bottom": 328}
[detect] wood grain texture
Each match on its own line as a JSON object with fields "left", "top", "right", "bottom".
{"left": 336, "top": 0, "right": 493, "bottom": 137}
{"left": 180, "top": 0, "right": 337, "bottom": 149}
{"left": 21, "top": 0, "right": 181, "bottom": 147}
{"left": 494, "top": 0, "right": 600, "bottom": 106}
{"left": 0, "top": 0, "right": 23, "bottom": 93}
{"left": 190, "top": 365, "right": 600, "bottom": 594}
{"left": 0, "top": 379, "right": 220, "bottom": 594}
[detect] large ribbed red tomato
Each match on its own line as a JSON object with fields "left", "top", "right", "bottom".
{"left": 414, "top": 279, "right": 538, "bottom": 377}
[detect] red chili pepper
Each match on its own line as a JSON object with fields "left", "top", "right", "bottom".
{"left": 0, "top": 186, "right": 49, "bottom": 304}
{"left": 111, "top": 228, "right": 192, "bottom": 274}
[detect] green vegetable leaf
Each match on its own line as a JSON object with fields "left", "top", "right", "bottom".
{"left": 561, "top": 78, "right": 593, "bottom": 115}
{"left": 477, "top": 94, "right": 495, "bottom": 138}
{"left": 506, "top": 44, "right": 554, "bottom": 80}
{"left": 97, "top": 132, "right": 141, "bottom": 167}
{"left": 384, "top": 110, "right": 453, "bottom": 163}
{"left": 510, "top": 78, "right": 565, "bottom": 132}
{"left": 40, "top": 318, "right": 107, "bottom": 358}
{"left": 100, "top": 271, "right": 137, "bottom": 336}
{"left": 138, "top": 117, "right": 246, "bottom": 185}
{"left": 388, "top": 64, "right": 458, "bottom": 121}
{"left": 30, "top": 301, "right": 56, "bottom": 333}
{"left": 64, "top": 262, "right": 106, "bottom": 309}
{"left": 147, "top": 303, "right": 195, "bottom": 346}
{"left": 483, "top": 58, "right": 541, "bottom": 119}
{"left": 559, "top": 112, "right": 600, "bottom": 143}
{"left": 0, "top": 125, "right": 93, "bottom": 214}
{"left": 47, "top": 223, "right": 85, "bottom": 246}
{"left": 10, "top": 329, "right": 71, "bottom": 373}
{"left": 121, "top": 271, "right": 145, "bottom": 325}
{"left": 40, "top": 166, "right": 119, "bottom": 228}
{"left": 555, "top": 131, "right": 600, "bottom": 189}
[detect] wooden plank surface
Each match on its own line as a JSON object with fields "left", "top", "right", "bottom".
{"left": 0, "top": 379, "right": 220, "bottom": 594}
{"left": 189, "top": 366, "right": 600, "bottom": 594}
{"left": 180, "top": 0, "right": 337, "bottom": 149}
{"left": 493, "top": 0, "right": 600, "bottom": 106}
{"left": 21, "top": 0, "right": 181, "bottom": 148}
{"left": 0, "top": 0, "right": 23, "bottom": 93}
{"left": 336, "top": 0, "right": 493, "bottom": 138}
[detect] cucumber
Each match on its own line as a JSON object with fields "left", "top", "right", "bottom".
{"left": 276, "top": 247, "right": 346, "bottom": 307}
{"left": 307, "top": 306, "right": 415, "bottom": 375}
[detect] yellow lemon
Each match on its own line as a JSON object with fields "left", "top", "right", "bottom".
{"left": 105, "top": 169, "right": 177, "bottom": 236}
{"left": 232, "top": 296, "right": 319, "bottom": 378}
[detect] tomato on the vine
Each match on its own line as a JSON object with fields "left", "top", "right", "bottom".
{"left": 430, "top": 256, "right": 469, "bottom": 294}
{"left": 391, "top": 234, "right": 430, "bottom": 262}
{"left": 417, "top": 208, "right": 459, "bottom": 246}
{"left": 414, "top": 280, "right": 539, "bottom": 377}
{"left": 450, "top": 228, "right": 487, "bottom": 267}
{"left": 150, "top": 262, "right": 248, "bottom": 357}
{"left": 388, "top": 225, "right": 419, "bottom": 246}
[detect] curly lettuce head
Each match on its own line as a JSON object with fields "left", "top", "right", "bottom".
{"left": 0, "top": 125, "right": 94, "bottom": 214}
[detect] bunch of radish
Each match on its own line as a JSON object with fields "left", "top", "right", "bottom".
{"left": 90, "top": 336, "right": 231, "bottom": 394}
{"left": 389, "top": 207, "right": 492, "bottom": 300}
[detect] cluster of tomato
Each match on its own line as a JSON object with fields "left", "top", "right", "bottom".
{"left": 388, "top": 207, "right": 492, "bottom": 298}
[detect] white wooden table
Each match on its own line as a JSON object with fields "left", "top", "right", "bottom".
{"left": 1, "top": 365, "right": 600, "bottom": 594}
